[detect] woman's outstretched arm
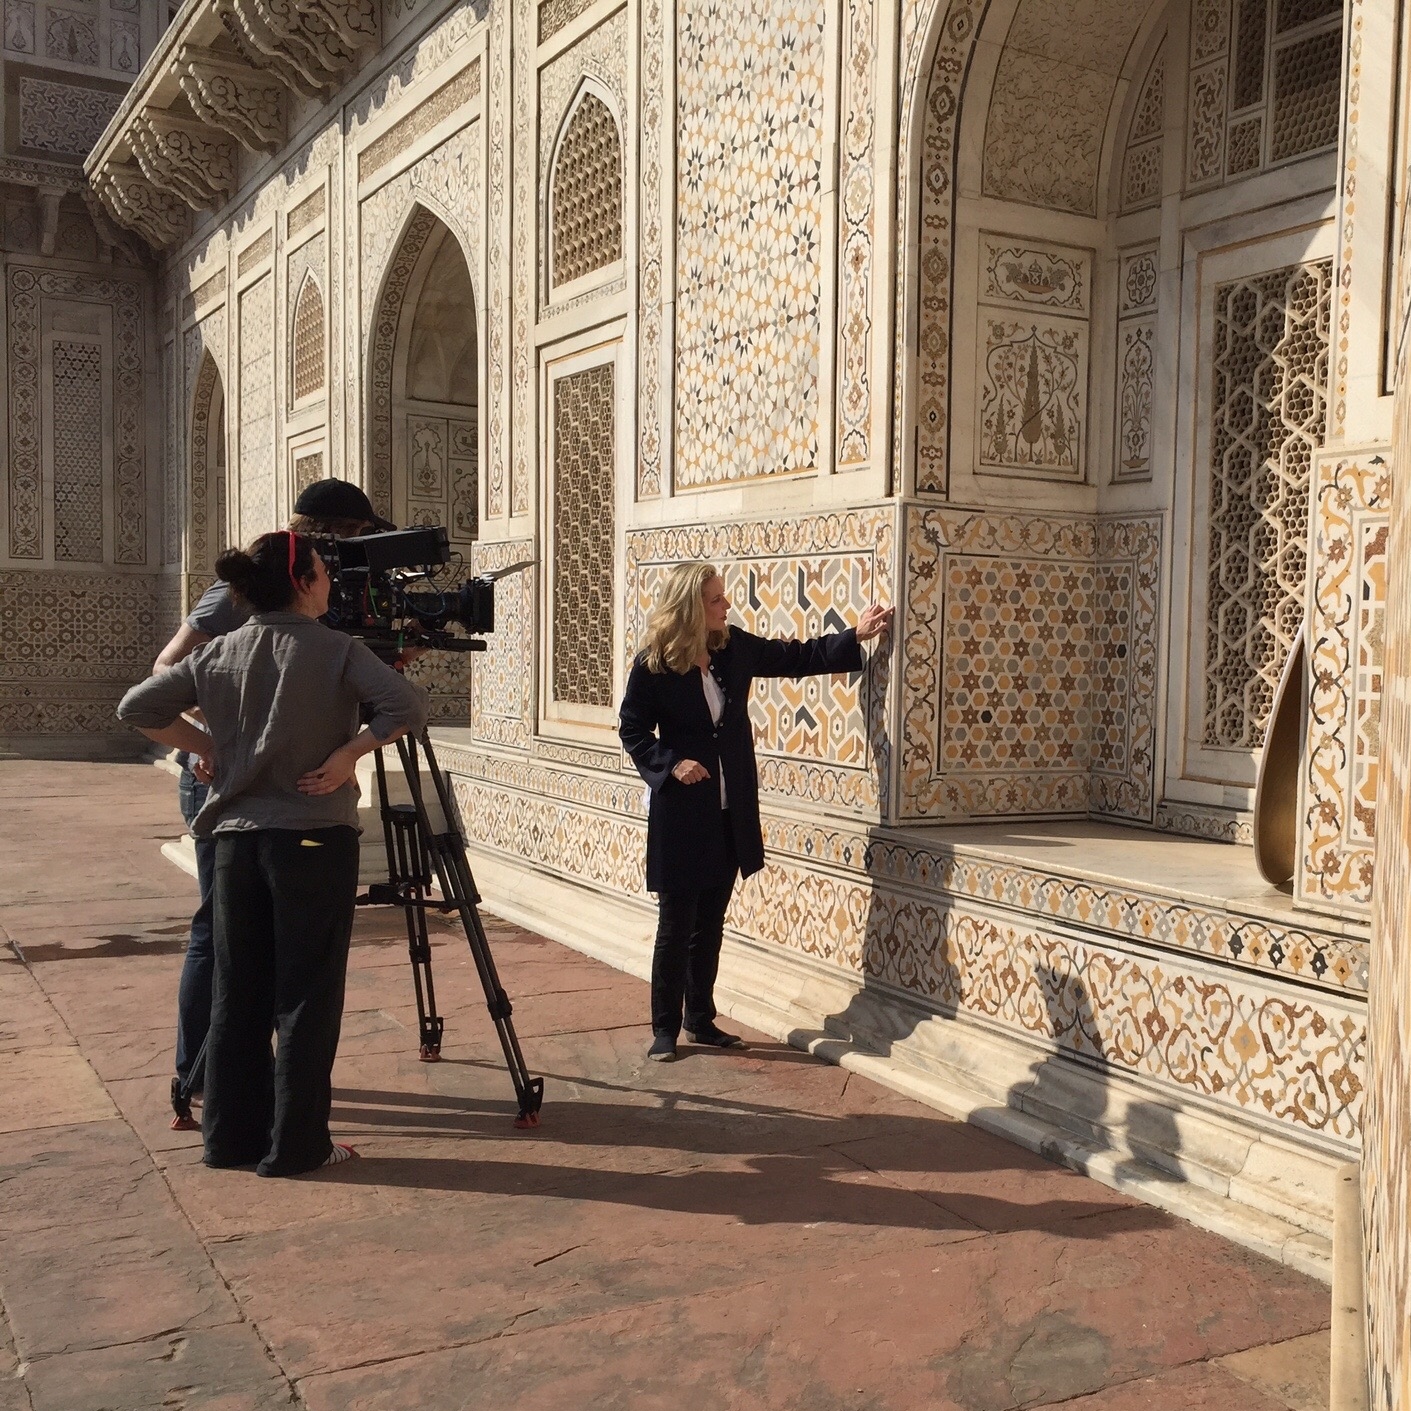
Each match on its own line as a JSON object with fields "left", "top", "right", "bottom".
{"left": 740, "top": 604, "right": 893, "bottom": 680}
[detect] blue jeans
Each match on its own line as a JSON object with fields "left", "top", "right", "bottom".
{"left": 175, "top": 769, "right": 218, "bottom": 1086}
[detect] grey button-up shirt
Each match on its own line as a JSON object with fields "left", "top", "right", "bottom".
{"left": 118, "top": 612, "right": 429, "bottom": 836}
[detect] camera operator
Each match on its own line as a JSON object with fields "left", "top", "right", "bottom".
{"left": 119, "top": 530, "right": 429, "bottom": 1175}
{"left": 151, "top": 478, "right": 393, "bottom": 1123}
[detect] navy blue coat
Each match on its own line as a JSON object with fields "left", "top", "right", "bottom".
{"left": 618, "top": 626, "right": 863, "bottom": 893}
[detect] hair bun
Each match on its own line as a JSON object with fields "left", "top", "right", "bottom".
{"left": 215, "top": 547, "right": 256, "bottom": 592}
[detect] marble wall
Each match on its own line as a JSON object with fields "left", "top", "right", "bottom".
{"left": 1364, "top": 40, "right": 1411, "bottom": 1396}
{"left": 899, "top": 507, "right": 1160, "bottom": 822}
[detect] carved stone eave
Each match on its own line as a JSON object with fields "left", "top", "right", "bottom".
{"left": 80, "top": 188, "right": 152, "bottom": 266}
{"left": 128, "top": 111, "right": 237, "bottom": 210}
{"left": 174, "top": 47, "right": 285, "bottom": 154}
{"left": 212, "top": 0, "right": 344, "bottom": 100}
{"left": 85, "top": 0, "right": 379, "bottom": 251}
{"left": 92, "top": 164, "right": 190, "bottom": 248}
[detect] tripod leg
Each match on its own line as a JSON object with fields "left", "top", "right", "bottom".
{"left": 372, "top": 746, "right": 446, "bottom": 1060}
{"left": 397, "top": 731, "right": 545, "bottom": 1127}
{"left": 392, "top": 803, "right": 445, "bottom": 1059}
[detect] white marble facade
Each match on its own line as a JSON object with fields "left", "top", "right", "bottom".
{"left": 45, "top": 0, "right": 1410, "bottom": 1273}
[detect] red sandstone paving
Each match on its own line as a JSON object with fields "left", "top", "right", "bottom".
{"left": 1026, "top": 1361, "right": 1297, "bottom": 1410}
{"left": 16, "top": 1327, "right": 294, "bottom": 1411}
{"left": 0, "top": 761, "right": 1331, "bottom": 1411}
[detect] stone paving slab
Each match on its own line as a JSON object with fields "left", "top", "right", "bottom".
{"left": 0, "top": 761, "right": 1332, "bottom": 1411}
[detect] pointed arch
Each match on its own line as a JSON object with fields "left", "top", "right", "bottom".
{"left": 547, "top": 80, "right": 623, "bottom": 291}
{"left": 365, "top": 202, "right": 481, "bottom": 724}
{"left": 367, "top": 204, "right": 446, "bottom": 520}
{"left": 366, "top": 203, "right": 479, "bottom": 530}
{"left": 188, "top": 349, "right": 226, "bottom": 583}
{"left": 978, "top": 0, "right": 1162, "bottom": 217}
{"left": 290, "top": 271, "right": 326, "bottom": 405}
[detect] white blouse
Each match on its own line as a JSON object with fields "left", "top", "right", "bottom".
{"left": 641, "top": 665, "right": 730, "bottom": 813}
{"left": 701, "top": 667, "right": 728, "bottom": 809}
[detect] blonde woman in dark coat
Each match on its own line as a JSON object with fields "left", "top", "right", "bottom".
{"left": 618, "top": 562, "right": 892, "bottom": 1062}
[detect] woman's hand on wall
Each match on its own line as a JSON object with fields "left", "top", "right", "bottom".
{"left": 671, "top": 758, "right": 710, "bottom": 785}
{"left": 856, "top": 604, "right": 894, "bottom": 643}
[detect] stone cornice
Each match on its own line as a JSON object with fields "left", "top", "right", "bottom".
{"left": 0, "top": 156, "right": 91, "bottom": 194}
{"left": 91, "top": 162, "right": 190, "bottom": 247}
{"left": 84, "top": 0, "right": 381, "bottom": 247}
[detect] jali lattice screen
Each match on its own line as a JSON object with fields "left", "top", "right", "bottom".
{"left": 550, "top": 92, "right": 623, "bottom": 288}
{"left": 552, "top": 363, "right": 615, "bottom": 707}
{"left": 291, "top": 276, "right": 325, "bottom": 403}
{"left": 51, "top": 340, "right": 104, "bottom": 562}
{"left": 1203, "top": 257, "right": 1331, "bottom": 749}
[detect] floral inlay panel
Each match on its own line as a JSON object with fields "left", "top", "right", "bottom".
{"left": 1299, "top": 452, "right": 1390, "bottom": 917}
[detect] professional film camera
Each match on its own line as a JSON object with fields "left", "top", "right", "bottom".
{"left": 169, "top": 523, "right": 545, "bottom": 1132}
{"left": 319, "top": 524, "right": 533, "bottom": 657}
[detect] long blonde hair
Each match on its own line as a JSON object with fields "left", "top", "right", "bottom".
{"left": 642, "top": 562, "right": 729, "bottom": 674}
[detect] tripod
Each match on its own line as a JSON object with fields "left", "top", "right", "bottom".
{"left": 363, "top": 727, "right": 543, "bottom": 1125}
{"left": 170, "top": 727, "right": 544, "bottom": 1131}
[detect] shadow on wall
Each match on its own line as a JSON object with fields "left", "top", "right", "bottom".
{"left": 811, "top": 857, "right": 1187, "bottom": 1196}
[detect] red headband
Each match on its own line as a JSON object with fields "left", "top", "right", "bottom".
{"left": 287, "top": 531, "right": 300, "bottom": 590}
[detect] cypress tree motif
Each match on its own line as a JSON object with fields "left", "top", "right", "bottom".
{"left": 1019, "top": 337, "right": 1044, "bottom": 462}
{"left": 1050, "top": 396, "right": 1069, "bottom": 465}
{"left": 991, "top": 398, "right": 1010, "bottom": 462}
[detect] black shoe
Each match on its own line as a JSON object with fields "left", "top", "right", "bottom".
{"left": 647, "top": 1034, "right": 677, "bottom": 1062}
{"left": 684, "top": 1023, "right": 745, "bottom": 1048}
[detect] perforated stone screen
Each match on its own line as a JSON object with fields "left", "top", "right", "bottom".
{"left": 552, "top": 363, "right": 615, "bottom": 707}
{"left": 294, "top": 449, "right": 324, "bottom": 493}
{"left": 550, "top": 92, "right": 623, "bottom": 289}
{"left": 52, "top": 340, "right": 103, "bottom": 562}
{"left": 1270, "top": 27, "right": 1341, "bottom": 162}
{"left": 1187, "top": 0, "right": 1343, "bottom": 190}
{"left": 291, "top": 277, "right": 325, "bottom": 402}
{"left": 1202, "top": 258, "right": 1331, "bottom": 750}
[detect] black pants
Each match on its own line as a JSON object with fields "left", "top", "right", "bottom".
{"left": 205, "top": 826, "right": 359, "bottom": 1177}
{"left": 651, "top": 818, "right": 737, "bottom": 1039}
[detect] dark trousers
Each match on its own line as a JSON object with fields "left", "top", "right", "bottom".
{"left": 205, "top": 826, "right": 359, "bottom": 1177}
{"left": 650, "top": 817, "right": 737, "bottom": 1038}
{"left": 175, "top": 770, "right": 216, "bottom": 1086}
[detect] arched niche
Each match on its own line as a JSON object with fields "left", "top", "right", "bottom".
{"left": 367, "top": 205, "right": 479, "bottom": 540}
{"left": 365, "top": 205, "right": 481, "bottom": 722}
{"left": 188, "top": 350, "right": 227, "bottom": 594}
{"left": 899, "top": 0, "right": 1348, "bottom": 832}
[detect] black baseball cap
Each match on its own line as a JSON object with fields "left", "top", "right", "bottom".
{"left": 293, "top": 478, "right": 397, "bottom": 532}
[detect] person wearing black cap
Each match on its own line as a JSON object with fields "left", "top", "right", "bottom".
{"left": 150, "top": 479, "right": 392, "bottom": 1126}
